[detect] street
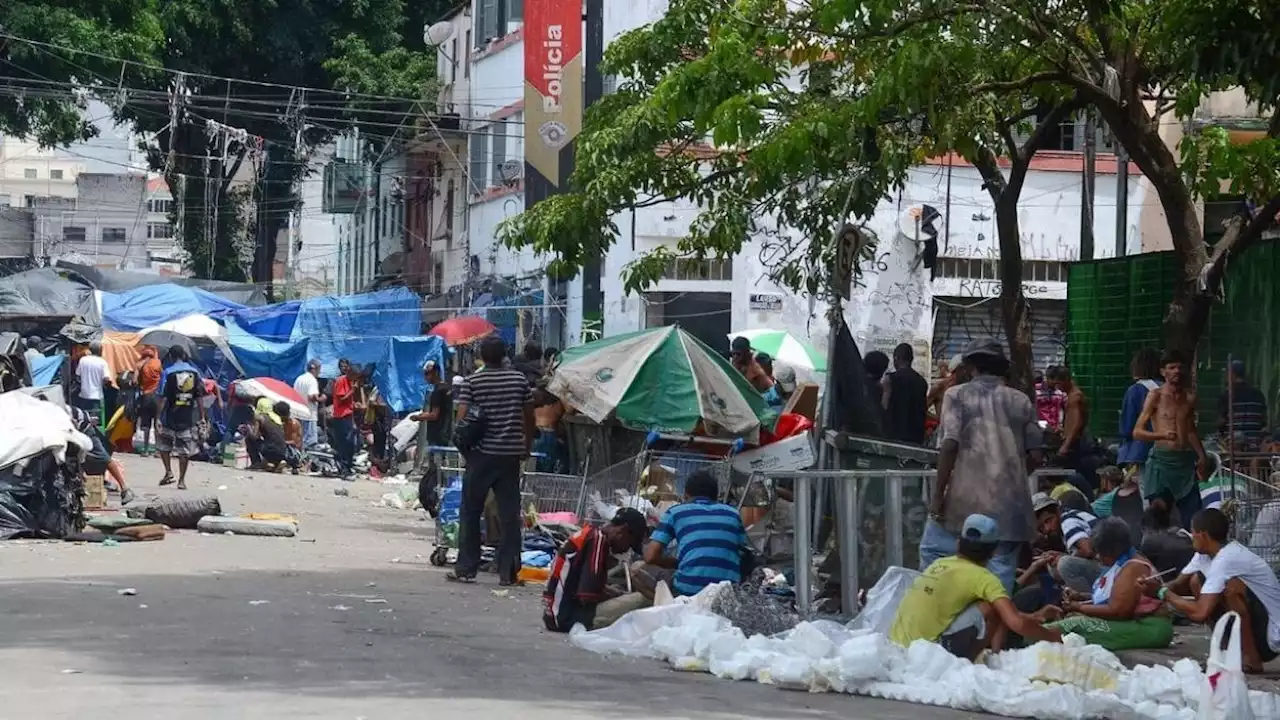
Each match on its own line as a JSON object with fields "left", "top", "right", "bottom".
{"left": 0, "top": 455, "right": 979, "bottom": 720}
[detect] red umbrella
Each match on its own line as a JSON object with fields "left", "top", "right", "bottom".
{"left": 238, "top": 377, "right": 313, "bottom": 420}
{"left": 429, "top": 316, "right": 496, "bottom": 346}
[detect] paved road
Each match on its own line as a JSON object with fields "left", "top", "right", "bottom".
{"left": 0, "top": 456, "right": 979, "bottom": 720}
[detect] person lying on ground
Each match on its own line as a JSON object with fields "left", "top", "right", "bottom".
{"left": 891, "top": 513, "right": 1063, "bottom": 660}
{"left": 1162, "top": 508, "right": 1280, "bottom": 673}
{"left": 643, "top": 469, "right": 749, "bottom": 597}
{"left": 1026, "top": 492, "right": 1102, "bottom": 595}
{"left": 1043, "top": 517, "right": 1173, "bottom": 651}
{"left": 544, "top": 508, "right": 649, "bottom": 632}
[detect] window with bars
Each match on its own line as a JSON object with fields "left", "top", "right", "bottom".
{"left": 491, "top": 120, "right": 508, "bottom": 186}
{"left": 469, "top": 128, "right": 490, "bottom": 194}
{"left": 147, "top": 222, "right": 174, "bottom": 239}
{"left": 661, "top": 257, "right": 734, "bottom": 281}
{"left": 148, "top": 198, "right": 174, "bottom": 214}
{"left": 102, "top": 227, "right": 127, "bottom": 243}
{"left": 936, "top": 257, "right": 1068, "bottom": 282}
{"left": 475, "top": 0, "right": 521, "bottom": 47}
{"left": 1018, "top": 112, "right": 1115, "bottom": 153}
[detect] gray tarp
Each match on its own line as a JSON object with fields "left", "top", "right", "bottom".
{"left": 0, "top": 268, "right": 99, "bottom": 323}
{"left": 54, "top": 261, "right": 267, "bottom": 306}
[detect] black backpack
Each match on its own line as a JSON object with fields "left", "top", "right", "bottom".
{"left": 452, "top": 405, "right": 486, "bottom": 453}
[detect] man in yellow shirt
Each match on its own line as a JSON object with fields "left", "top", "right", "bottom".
{"left": 891, "top": 513, "right": 1064, "bottom": 659}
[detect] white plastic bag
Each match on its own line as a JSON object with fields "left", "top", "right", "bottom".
{"left": 847, "top": 566, "right": 921, "bottom": 636}
{"left": 1197, "top": 612, "right": 1256, "bottom": 720}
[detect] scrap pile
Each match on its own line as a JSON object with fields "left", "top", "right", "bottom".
{"left": 0, "top": 392, "right": 90, "bottom": 539}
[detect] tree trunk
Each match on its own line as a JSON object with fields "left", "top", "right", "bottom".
{"left": 994, "top": 195, "right": 1035, "bottom": 397}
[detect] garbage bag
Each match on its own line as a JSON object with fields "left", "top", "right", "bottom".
{"left": 1197, "top": 612, "right": 1256, "bottom": 720}
{"left": 0, "top": 450, "right": 86, "bottom": 539}
{"left": 144, "top": 494, "right": 222, "bottom": 529}
{"left": 847, "top": 566, "right": 921, "bottom": 636}
{"left": 570, "top": 603, "right": 711, "bottom": 659}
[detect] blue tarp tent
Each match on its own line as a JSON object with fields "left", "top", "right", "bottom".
{"left": 292, "top": 287, "right": 421, "bottom": 377}
{"left": 101, "top": 284, "right": 245, "bottom": 331}
{"left": 373, "top": 335, "right": 448, "bottom": 414}
{"left": 230, "top": 300, "right": 302, "bottom": 342}
{"left": 27, "top": 352, "right": 62, "bottom": 386}
{"left": 225, "top": 319, "right": 309, "bottom": 381}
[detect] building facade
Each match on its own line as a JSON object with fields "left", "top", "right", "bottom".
{"left": 0, "top": 136, "right": 83, "bottom": 208}
{"left": 27, "top": 173, "right": 179, "bottom": 270}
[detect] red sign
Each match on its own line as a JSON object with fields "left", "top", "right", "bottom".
{"left": 524, "top": 0, "right": 584, "bottom": 186}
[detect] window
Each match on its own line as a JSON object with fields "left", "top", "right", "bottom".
{"left": 23, "top": 168, "right": 37, "bottom": 179}
{"left": 476, "top": 0, "right": 520, "bottom": 46}
{"left": 469, "top": 128, "right": 489, "bottom": 193}
{"left": 661, "top": 257, "right": 734, "bottom": 281}
{"left": 464, "top": 31, "right": 472, "bottom": 77}
{"left": 1025, "top": 111, "right": 1115, "bottom": 154}
{"left": 148, "top": 198, "right": 174, "bottom": 214}
{"left": 450, "top": 38, "right": 458, "bottom": 82}
{"left": 433, "top": 258, "right": 445, "bottom": 292}
{"left": 23, "top": 195, "right": 34, "bottom": 208}
{"left": 491, "top": 121, "right": 508, "bottom": 186}
{"left": 936, "top": 257, "right": 1067, "bottom": 283}
{"left": 444, "top": 179, "right": 456, "bottom": 234}
{"left": 50, "top": 169, "right": 64, "bottom": 180}
{"left": 63, "top": 226, "right": 86, "bottom": 244}
{"left": 102, "top": 227, "right": 127, "bottom": 243}
{"left": 147, "top": 222, "right": 174, "bottom": 239}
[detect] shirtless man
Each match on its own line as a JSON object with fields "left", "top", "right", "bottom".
{"left": 532, "top": 383, "right": 568, "bottom": 472}
{"left": 1133, "top": 350, "right": 1208, "bottom": 530}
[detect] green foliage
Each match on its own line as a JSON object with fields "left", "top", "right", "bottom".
{"left": 1181, "top": 128, "right": 1280, "bottom": 203}
{"left": 0, "top": 0, "right": 163, "bottom": 145}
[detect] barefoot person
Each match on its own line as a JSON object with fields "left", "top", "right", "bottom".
{"left": 1163, "top": 508, "right": 1280, "bottom": 673}
{"left": 1133, "top": 350, "right": 1208, "bottom": 529}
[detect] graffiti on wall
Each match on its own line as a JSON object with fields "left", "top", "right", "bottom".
{"left": 944, "top": 231, "right": 1080, "bottom": 262}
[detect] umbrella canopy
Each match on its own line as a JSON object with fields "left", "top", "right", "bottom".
{"left": 548, "top": 326, "right": 774, "bottom": 436}
{"left": 136, "top": 329, "right": 200, "bottom": 359}
{"left": 138, "top": 314, "right": 244, "bottom": 374}
{"left": 237, "top": 377, "right": 313, "bottom": 420}
{"left": 728, "top": 329, "right": 826, "bottom": 372}
{"left": 429, "top": 316, "right": 496, "bottom": 346}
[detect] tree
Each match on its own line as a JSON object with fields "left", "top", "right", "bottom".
{"left": 108, "top": 0, "right": 448, "bottom": 283}
{"left": 0, "top": 1, "right": 162, "bottom": 145}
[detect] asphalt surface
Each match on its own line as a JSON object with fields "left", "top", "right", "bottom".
{"left": 0, "top": 455, "right": 981, "bottom": 720}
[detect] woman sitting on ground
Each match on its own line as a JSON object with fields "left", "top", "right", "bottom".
{"left": 1045, "top": 517, "right": 1173, "bottom": 651}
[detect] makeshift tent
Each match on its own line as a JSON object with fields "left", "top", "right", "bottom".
{"left": 292, "top": 287, "right": 421, "bottom": 377}
{"left": 100, "top": 331, "right": 144, "bottom": 382}
{"left": 0, "top": 268, "right": 99, "bottom": 323}
{"left": 26, "top": 352, "right": 62, "bottom": 386}
{"left": 229, "top": 300, "right": 302, "bottom": 342}
{"left": 54, "top": 261, "right": 267, "bottom": 305}
{"left": 224, "top": 318, "right": 308, "bottom": 381}
{"left": 372, "top": 335, "right": 448, "bottom": 413}
{"left": 101, "top": 285, "right": 246, "bottom": 331}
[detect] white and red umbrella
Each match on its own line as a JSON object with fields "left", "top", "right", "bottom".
{"left": 237, "top": 377, "right": 313, "bottom": 420}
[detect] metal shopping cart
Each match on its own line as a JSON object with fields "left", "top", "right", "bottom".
{"left": 424, "top": 446, "right": 467, "bottom": 567}
{"left": 520, "top": 446, "right": 592, "bottom": 522}
{"left": 1219, "top": 470, "right": 1280, "bottom": 573}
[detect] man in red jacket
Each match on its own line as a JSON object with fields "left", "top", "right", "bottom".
{"left": 544, "top": 508, "right": 648, "bottom": 632}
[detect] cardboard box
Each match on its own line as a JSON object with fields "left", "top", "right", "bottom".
{"left": 83, "top": 473, "right": 107, "bottom": 510}
{"left": 731, "top": 431, "right": 816, "bottom": 475}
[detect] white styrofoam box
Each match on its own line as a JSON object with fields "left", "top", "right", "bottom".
{"left": 732, "top": 431, "right": 816, "bottom": 474}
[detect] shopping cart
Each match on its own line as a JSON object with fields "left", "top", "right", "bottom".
{"left": 1220, "top": 471, "right": 1280, "bottom": 573}
{"left": 520, "top": 448, "right": 591, "bottom": 522}
{"left": 582, "top": 431, "right": 745, "bottom": 523}
{"left": 424, "top": 446, "right": 467, "bottom": 567}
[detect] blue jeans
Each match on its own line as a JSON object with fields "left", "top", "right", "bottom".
{"left": 919, "top": 518, "right": 1021, "bottom": 594}
{"left": 329, "top": 416, "right": 357, "bottom": 472}
{"left": 300, "top": 420, "right": 317, "bottom": 448}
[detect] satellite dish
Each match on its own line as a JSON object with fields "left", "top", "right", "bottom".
{"left": 425, "top": 21, "right": 455, "bottom": 46}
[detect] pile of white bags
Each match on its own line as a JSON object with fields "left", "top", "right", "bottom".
{"left": 569, "top": 584, "right": 1279, "bottom": 720}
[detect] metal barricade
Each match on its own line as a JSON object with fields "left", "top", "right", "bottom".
{"left": 766, "top": 468, "right": 937, "bottom": 617}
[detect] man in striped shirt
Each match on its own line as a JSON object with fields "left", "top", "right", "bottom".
{"left": 643, "top": 470, "right": 749, "bottom": 596}
{"left": 1032, "top": 492, "right": 1101, "bottom": 594}
{"left": 448, "top": 336, "right": 535, "bottom": 585}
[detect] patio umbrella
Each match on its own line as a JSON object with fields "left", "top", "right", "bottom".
{"left": 547, "top": 325, "right": 775, "bottom": 436}
{"left": 136, "top": 329, "right": 200, "bottom": 359}
{"left": 236, "top": 377, "right": 313, "bottom": 420}
{"left": 727, "top": 328, "right": 826, "bottom": 372}
{"left": 429, "top": 316, "right": 496, "bottom": 346}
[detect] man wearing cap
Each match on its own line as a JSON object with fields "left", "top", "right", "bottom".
{"left": 922, "top": 338, "right": 1043, "bottom": 594}
{"left": 544, "top": 507, "right": 649, "bottom": 632}
{"left": 1028, "top": 491, "right": 1102, "bottom": 594}
{"left": 730, "top": 336, "right": 775, "bottom": 393}
{"left": 891, "top": 513, "right": 1062, "bottom": 658}
{"left": 292, "top": 359, "right": 325, "bottom": 448}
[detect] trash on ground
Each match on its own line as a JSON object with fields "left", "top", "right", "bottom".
{"left": 364, "top": 598, "right": 387, "bottom": 604}
{"left": 60, "top": 669, "right": 81, "bottom": 675}
{"left": 101, "top": 538, "right": 119, "bottom": 547}
{"left": 196, "top": 515, "right": 298, "bottom": 537}
{"left": 117, "top": 588, "right": 138, "bottom": 596}
{"left": 330, "top": 605, "right": 352, "bottom": 611}
{"left": 144, "top": 495, "right": 222, "bottom": 529}
{"left": 333, "top": 487, "right": 350, "bottom": 497}
{"left": 217, "top": 485, "right": 228, "bottom": 491}
{"left": 248, "top": 600, "right": 271, "bottom": 606}
{"left": 491, "top": 589, "right": 510, "bottom": 598}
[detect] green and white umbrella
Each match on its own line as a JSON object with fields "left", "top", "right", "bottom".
{"left": 548, "top": 326, "right": 775, "bottom": 436}
{"left": 728, "top": 328, "right": 826, "bottom": 372}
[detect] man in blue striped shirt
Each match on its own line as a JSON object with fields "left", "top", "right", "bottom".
{"left": 643, "top": 470, "right": 748, "bottom": 596}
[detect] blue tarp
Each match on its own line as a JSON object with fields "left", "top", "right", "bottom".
{"left": 101, "top": 285, "right": 246, "bottom": 331}
{"left": 292, "top": 287, "right": 421, "bottom": 378}
{"left": 373, "top": 335, "right": 447, "bottom": 414}
{"left": 230, "top": 301, "right": 301, "bottom": 343}
{"left": 225, "top": 319, "right": 309, "bottom": 381}
{"left": 28, "top": 353, "right": 62, "bottom": 386}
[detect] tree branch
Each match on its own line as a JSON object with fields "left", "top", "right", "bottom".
{"left": 974, "top": 71, "right": 1067, "bottom": 94}
{"left": 1203, "top": 194, "right": 1280, "bottom": 297}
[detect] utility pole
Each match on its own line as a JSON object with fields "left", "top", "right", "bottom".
{"left": 1080, "top": 109, "right": 1097, "bottom": 262}
{"left": 1115, "top": 143, "right": 1129, "bottom": 257}
{"left": 579, "top": 0, "right": 605, "bottom": 335}
{"left": 168, "top": 72, "right": 186, "bottom": 263}
{"left": 286, "top": 90, "right": 306, "bottom": 295}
